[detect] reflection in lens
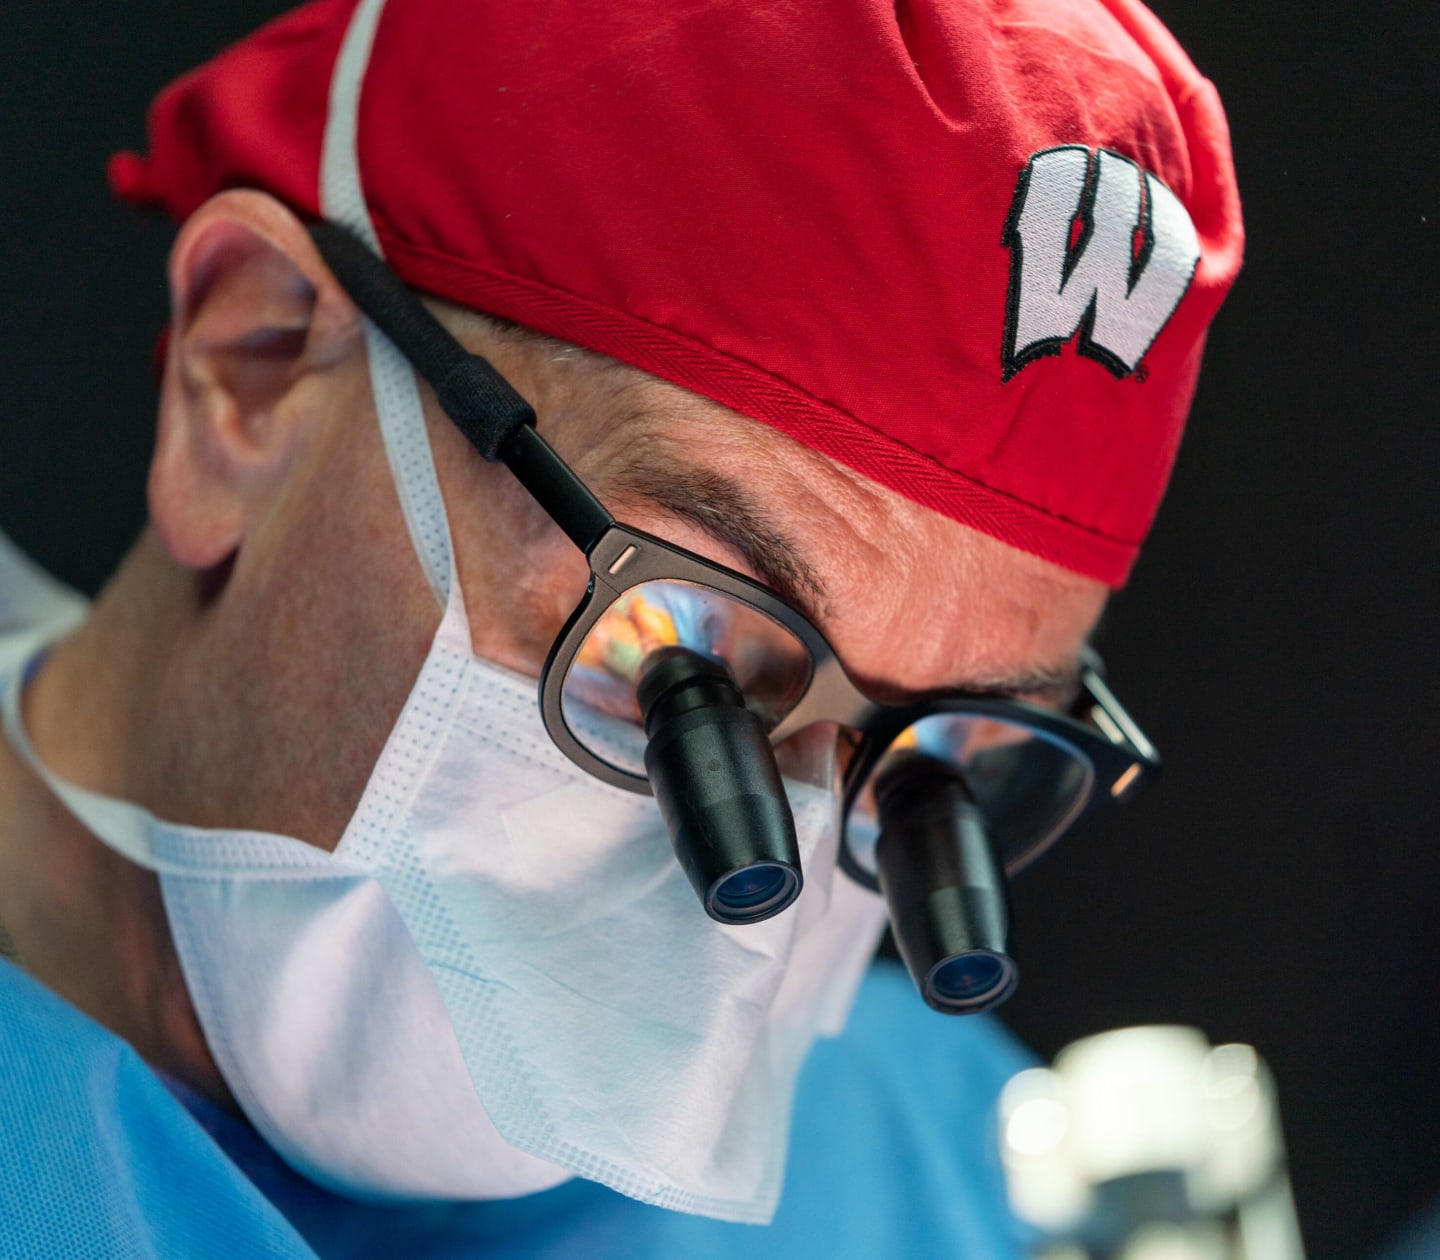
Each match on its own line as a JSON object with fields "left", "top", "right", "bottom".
{"left": 846, "top": 713, "right": 1093, "bottom": 878}
{"left": 712, "top": 864, "right": 798, "bottom": 918}
{"left": 929, "top": 952, "right": 1010, "bottom": 1005}
{"left": 562, "top": 581, "right": 812, "bottom": 775}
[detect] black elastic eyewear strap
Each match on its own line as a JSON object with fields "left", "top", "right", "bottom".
{"left": 307, "top": 221, "right": 614, "bottom": 555}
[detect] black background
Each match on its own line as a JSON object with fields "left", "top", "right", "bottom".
{"left": 0, "top": 4, "right": 1434, "bottom": 1257}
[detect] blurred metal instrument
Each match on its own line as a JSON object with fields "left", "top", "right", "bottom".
{"left": 1000, "top": 1027, "right": 1306, "bottom": 1260}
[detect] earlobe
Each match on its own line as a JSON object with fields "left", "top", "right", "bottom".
{"left": 149, "top": 190, "right": 361, "bottom": 572}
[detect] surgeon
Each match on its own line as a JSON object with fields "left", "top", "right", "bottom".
{"left": 0, "top": 1, "right": 1241, "bottom": 1256}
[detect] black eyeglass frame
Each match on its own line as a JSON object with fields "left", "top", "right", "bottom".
{"left": 307, "top": 221, "right": 1162, "bottom": 894}
{"left": 542, "top": 521, "right": 1159, "bottom": 889}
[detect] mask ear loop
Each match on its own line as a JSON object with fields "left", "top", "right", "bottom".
{"left": 319, "top": 0, "right": 457, "bottom": 609}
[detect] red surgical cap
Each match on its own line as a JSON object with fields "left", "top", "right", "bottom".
{"left": 111, "top": 0, "right": 1243, "bottom": 586}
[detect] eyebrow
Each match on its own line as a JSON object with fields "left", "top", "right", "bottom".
{"left": 605, "top": 459, "right": 832, "bottom": 624}
{"left": 936, "top": 663, "right": 1084, "bottom": 708}
{"left": 606, "top": 456, "right": 1087, "bottom": 708}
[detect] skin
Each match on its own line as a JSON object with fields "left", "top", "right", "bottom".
{"left": 0, "top": 190, "right": 1106, "bottom": 1106}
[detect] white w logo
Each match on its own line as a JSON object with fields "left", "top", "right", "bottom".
{"left": 1002, "top": 147, "right": 1200, "bottom": 381}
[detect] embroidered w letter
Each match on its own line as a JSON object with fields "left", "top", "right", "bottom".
{"left": 1002, "top": 147, "right": 1200, "bottom": 381}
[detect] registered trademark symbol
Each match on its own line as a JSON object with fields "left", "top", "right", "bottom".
{"left": 1132, "top": 364, "right": 1150, "bottom": 384}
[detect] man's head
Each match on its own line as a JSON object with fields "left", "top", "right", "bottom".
{"left": 96, "top": 0, "right": 1239, "bottom": 852}
{"left": 110, "top": 185, "right": 1106, "bottom": 856}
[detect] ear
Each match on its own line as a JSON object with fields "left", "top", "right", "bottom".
{"left": 149, "top": 190, "right": 362, "bottom": 570}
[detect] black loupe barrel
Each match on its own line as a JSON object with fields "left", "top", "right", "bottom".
{"left": 638, "top": 647, "right": 802, "bottom": 925}
{"left": 874, "top": 755, "right": 1018, "bottom": 1013}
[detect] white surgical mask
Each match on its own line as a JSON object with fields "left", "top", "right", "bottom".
{"left": 1, "top": 572, "right": 886, "bottom": 1218}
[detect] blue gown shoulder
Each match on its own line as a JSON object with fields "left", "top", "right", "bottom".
{"left": 0, "top": 957, "right": 1030, "bottom": 1259}
{"left": 0, "top": 957, "right": 317, "bottom": 1258}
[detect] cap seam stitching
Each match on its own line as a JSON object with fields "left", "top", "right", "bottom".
{"left": 376, "top": 231, "right": 1144, "bottom": 552}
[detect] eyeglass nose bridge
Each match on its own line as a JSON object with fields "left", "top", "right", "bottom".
{"left": 764, "top": 643, "right": 875, "bottom": 742}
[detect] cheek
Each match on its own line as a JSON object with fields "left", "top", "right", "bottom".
{"left": 441, "top": 467, "right": 595, "bottom": 677}
{"left": 241, "top": 438, "right": 439, "bottom": 826}
{"left": 144, "top": 451, "right": 439, "bottom": 847}
{"left": 467, "top": 539, "right": 593, "bottom": 679}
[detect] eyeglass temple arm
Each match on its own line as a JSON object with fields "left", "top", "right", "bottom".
{"left": 307, "top": 221, "right": 615, "bottom": 556}
{"left": 1076, "top": 647, "right": 1161, "bottom": 766}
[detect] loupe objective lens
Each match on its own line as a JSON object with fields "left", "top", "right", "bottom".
{"left": 711, "top": 863, "right": 798, "bottom": 920}
{"left": 639, "top": 646, "right": 803, "bottom": 927}
{"left": 874, "top": 755, "right": 1019, "bottom": 1015}
{"left": 927, "top": 951, "right": 1014, "bottom": 1009}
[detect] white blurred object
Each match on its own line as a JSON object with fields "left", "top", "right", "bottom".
{"left": 1001, "top": 1027, "right": 1306, "bottom": 1260}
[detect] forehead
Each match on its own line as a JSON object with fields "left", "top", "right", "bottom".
{"left": 565, "top": 371, "right": 1109, "bottom": 702}
{"left": 427, "top": 299, "right": 1108, "bottom": 701}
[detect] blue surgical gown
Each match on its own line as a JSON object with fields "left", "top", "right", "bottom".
{"left": 0, "top": 956, "right": 1028, "bottom": 1258}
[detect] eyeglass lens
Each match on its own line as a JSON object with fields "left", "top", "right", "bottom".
{"left": 561, "top": 580, "right": 812, "bottom": 775}
{"left": 560, "top": 581, "right": 1096, "bottom": 871}
{"left": 846, "top": 715, "right": 1094, "bottom": 876}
